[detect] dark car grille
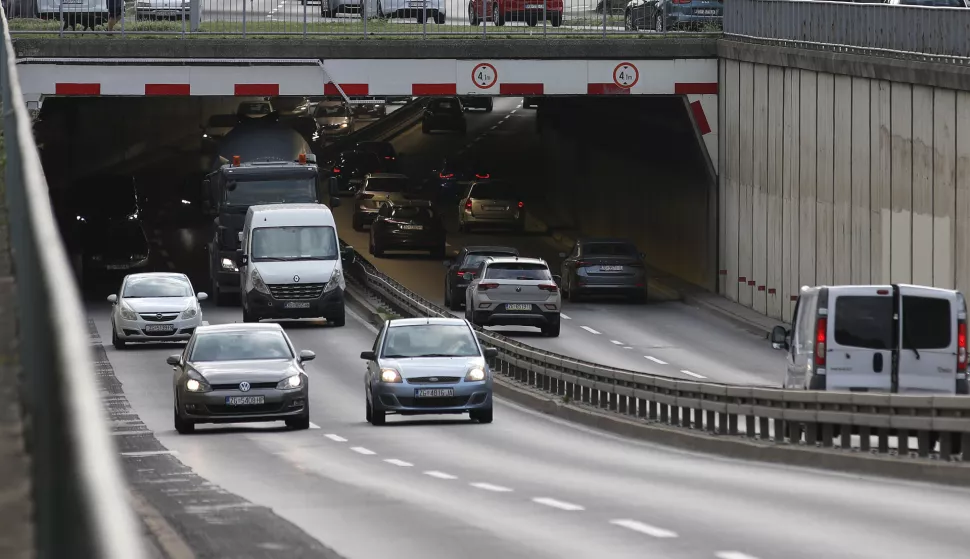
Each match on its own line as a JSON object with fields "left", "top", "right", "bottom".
{"left": 268, "top": 283, "right": 325, "bottom": 300}
{"left": 210, "top": 382, "right": 279, "bottom": 390}
{"left": 407, "top": 376, "right": 461, "bottom": 384}
{"left": 205, "top": 403, "right": 285, "bottom": 415}
{"left": 140, "top": 313, "right": 180, "bottom": 322}
{"left": 397, "top": 396, "right": 470, "bottom": 408}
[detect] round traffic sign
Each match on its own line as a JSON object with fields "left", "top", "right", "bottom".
{"left": 613, "top": 62, "right": 639, "bottom": 89}
{"left": 471, "top": 63, "right": 498, "bottom": 89}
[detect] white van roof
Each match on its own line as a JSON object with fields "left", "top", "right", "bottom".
{"left": 247, "top": 203, "right": 335, "bottom": 227}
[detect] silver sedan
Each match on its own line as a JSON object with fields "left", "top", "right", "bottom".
{"left": 167, "top": 323, "right": 315, "bottom": 434}
{"left": 360, "top": 317, "right": 498, "bottom": 425}
{"left": 108, "top": 272, "right": 206, "bottom": 349}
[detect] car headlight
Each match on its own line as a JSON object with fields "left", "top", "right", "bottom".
{"left": 221, "top": 257, "right": 238, "bottom": 272}
{"left": 465, "top": 367, "right": 486, "bottom": 382}
{"left": 180, "top": 306, "right": 198, "bottom": 320}
{"left": 340, "top": 123, "right": 349, "bottom": 128}
{"left": 185, "top": 379, "right": 208, "bottom": 392}
{"left": 324, "top": 267, "right": 342, "bottom": 293}
{"left": 127, "top": 211, "right": 139, "bottom": 221}
{"left": 119, "top": 303, "right": 138, "bottom": 321}
{"left": 380, "top": 368, "right": 402, "bottom": 383}
{"left": 251, "top": 267, "right": 271, "bottom": 294}
{"left": 277, "top": 374, "right": 303, "bottom": 389}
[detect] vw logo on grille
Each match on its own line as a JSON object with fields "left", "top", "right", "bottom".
{"left": 515, "top": 287, "right": 522, "bottom": 292}
{"left": 293, "top": 275, "right": 301, "bottom": 283}
{"left": 239, "top": 382, "right": 251, "bottom": 392}
{"left": 429, "top": 377, "right": 439, "bottom": 382}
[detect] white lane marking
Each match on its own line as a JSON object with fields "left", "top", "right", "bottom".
{"left": 623, "top": 346, "right": 633, "bottom": 350}
{"left": 610, "top": 340, "right": 624, "bottom": 345}
{"left": 324, "top": 434, "right": 347, "bottom": 442}
{"left": 445, "top": 242, "right": 452, "bottom": 247}
{"left": 159, "top": 249, "right": 170, "bottom": 257}
{"left": 384, "top": 458, "right": 413, "bottom": 467}
{"left": 560, "top": 313, "right": 571, "bottom": 320}
{"left": 580, "top": 326, "right": 601, "bottom": 335}
{"left": 121, "top": 450, "right": 178, "bottom": 457}
{"left": 490, "top": 125, "right": 498, "bottom": 130}
{"left": 610, "top": 519, "right": 678, "bottom": 538}
{"left": 680, "top": 370, "right": 707, "bottom": 379}
{"left": 715, "top": 553, "right": 759, "bottom": 559}
{"left": 470, "top": 482, "right": 513, "bottom": 492}
{"left": 532, "top": 497, "right": 584, "bottom": 511}
{"left": 350, "top": 446, "right": 376, "bottom": 455}
{"left": 424, "top": 470, "right": 457, "bottom": 480}
{"left": 517, "top": 103, "right": 523, "bottom": 108}
{"left": 645, "top": 356, "right": 668, "bottom": 365}
{"left": 510, "top": 109, "right": 517, "bottom": 114}
{"left": 308, "top": 422, "right": 322, "bottom": 429}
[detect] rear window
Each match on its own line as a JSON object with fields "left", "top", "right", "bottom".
{"left": 902, "top": 296, "right": 951, "bottom": 350}
{"left": 462, "top": 252, "right": 516, "bottom": 269}
{"left": 431, "top": 100, "right": 461, "bottom": 112}
{"left": 470, "top": 182, "right": 515, "bottom": 200}
{"left": 584, "top": 243, "right": 638, "bottom": 257}
{"left": 484, "top": 262, "right": 551, "bottom": 280}
{"left": 391, "top": 206, "right": 435, "bottom": 221}
{"left": 833, "top": 296, "right": 893, "bottom": 350}
{"left": 365, "top": 178, "right": 408, "bottom": 192}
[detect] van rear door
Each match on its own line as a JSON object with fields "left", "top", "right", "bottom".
{"left": 826, "top": 286, "right": 895, "bottom": 392}
{"left": 896, "top": 285, "right": 959, "bottom": 394}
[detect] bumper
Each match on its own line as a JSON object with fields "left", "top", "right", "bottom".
{"left": 461, "top": 213, "right": 524, "bottom": 228}
{"left": 355, "top": 208, "right": 379, "bottom": 225}
{"left": 372, "top": 382, "right": 492, "bottom": 415}
{"left": 86, "top": 256, "right": 150, "bottom": 274}
{"left": 374, "top": 231, "right": 445, "bottom": 250}
{"left": 572, "top": 277, "right": 646, "bottom": 294}
{"left": 669, "top": 14, "right": 721, "bottom": 27}
{"left": 179, "top": 387, "right": 309, "bottom": 424}
{"left": 116, "top": 316, "right": 202, "bottom": 342}
{"left": 320, "top": 127, "right": 352, "bottom": 137}
{"left": 245, "top": 285, "right": 344, "bottom": 320}
{"left": 425, "top": 119, "right": 463, "bottom": 131}
{"left": 473, "top": 307, "right": 559, "bottom": 328}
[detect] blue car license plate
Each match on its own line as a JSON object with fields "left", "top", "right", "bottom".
{"left": 415, "top": 388, "right": 454, "bottom": 398}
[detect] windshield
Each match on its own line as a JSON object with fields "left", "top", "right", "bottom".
{"left": 315, "top": 105, "right": 350, "bottom": 117}
{"left": 341, "top": 153, "right": 383, "bottom": 174}
{"left": 431, "top": 100, "right": 461, "bottom": 113}
{"left": 584, "top": 242, "right": 639, "bottom": 257}
{"left": 470, "top": 182, "right": 515, "bottom": 200}
{"left": 73, "top": 180, "right": 137, "bottom": 218}
{"left": 238, "top": 102, "right": 271, "bottom": 115}
{"left": 485, "top": 262, "right": 552, "bottom": 280}
{"left": 225, "top": 178, "right": 316, "bottom": 206}
{"left": 381, "top": 324, "right": 480, "bottom": 358}
{"left": 251, "top": 226, "right": 338, "bottom": 261}
{"left": 358, "top": 143, "right": 394, "bottom": 157}
{"left": 462, "top": 252, "right": 516, "bottom": 269}
{"left": 190, "top": 330, "right": 294, "bottom": 362}
{"left": 364, "top": 178, "right": 408, "bottom": 193}
{"left": 123, "top": 276, "right": 192, "bottom": 298}
{"left": 390, "top": 206, "right": 435, "bottom": 221}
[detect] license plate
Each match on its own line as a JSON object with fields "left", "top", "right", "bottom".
{"left": 600, "top": 265, "right": 623, "bottom": 271}
{"left": 284, "top": 301, "right": 311, "bottom": 309}
{"left": 226, "top": 396, "right": 265, "bottom": 405}
{"left": 506, "top": 303, "right": 532, "bottom": 311}
{"left": 415, "top": 388, "right": 454, "bottom": 398}
{"left": 144, "top": 325, "right": 175, "bottom": 332}
{"left": 485, "top": 205, "right": 506, "bottom": 211}
{"left": 696, "top": 9, "right": 717, "bottom": 14}
{"left": 106, "top": 264, "right": 129, "bottom": 270}
{"left": 401, "top": 224, "right": 424, "bottom": 230}
{"left": 525, "top": 3, "right": 543, "bottom": 7}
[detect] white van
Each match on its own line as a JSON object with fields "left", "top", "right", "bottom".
{"left": 770, "top": 284, "right": 968, "bottom": 395}
{"left": 238, "top": 203, "right": 351, "bottom": 326}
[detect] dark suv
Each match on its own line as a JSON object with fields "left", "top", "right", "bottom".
{"left": 369, "top": 200, "right": 446, "bottom": 258}
{"left": 443, "top": 245, "right": 519, "bottom": 310}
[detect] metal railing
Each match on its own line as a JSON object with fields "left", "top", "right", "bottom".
{"left": 0, "top": 6, "right": 148, "bottom": 559}
{"left": 2, "top": 0, "right": 724, "bottom": 37}
{"left": 341, "top": 246, "right": 970, "bottom": 473}
{"left": 724, "top": 0, "right": 970, "bottom": 64}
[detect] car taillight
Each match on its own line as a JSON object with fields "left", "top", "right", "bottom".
{"left": 385, "top": 156, "right": 394, "bottom": 160}
{"left": 456, "top": 271, "right": 466, "bottom": 277}
{"left": 478, "top": 282, "right": 499, "bottom": 291}
{"left": 476, "top": 173, "right": 490, "bottom": 179}
{"left": 333, "top": 167, "right": 341, "bottom": 173}
{"left": 672, "top": 0, "right": 690, "bottom": 4}
{"left": 465, "top": 200, "right": 473, "bottom": 210}
{"left": 440, "top": 172, "right": 454, "bottom": 179}
{"left": 958, "top": 320, "right": 967, "bottom": 373}
{"left": 538, "top": 284, "right": 558, "bottom": 292}
{"left": 577, "top": 260, "right": 591, "bottom": 267}
{"left": 815, "top": 317, "right": 827, "bottom": 367}
{"left": 517, "top": 201, "right": 524, "bottom": 208}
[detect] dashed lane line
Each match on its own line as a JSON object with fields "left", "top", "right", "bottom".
{"left": 350, "top": 446, "right": 376, "bottom": 455}
{"left": 645, "top": 356, "right": 668, "bottom": 365}
{"left": 623, "top": 346, "right": 633, "bottom": 350}
{"left": 384, "top": 459, "right": 413, "bottom": 467}
{"left": 680, "top": 370, "right": 707, "bottom": 379}
{"left": 715, "top": 553, "right": 759, "bottom": 559}
{"left": 325, "top": 434, "right": 347, "bottom": 442}
{"left": 609, "top": 519, "right": 678, "bottom": 538}
{"left": 610, "top": 340, "right": 624, "bottom": 345}
{"left": 308, "top": 422, "right": 322, "bottom": 429}
{"left": 470, "top": 482, "right": 513, "bottom": 492}
{"left": 532, "top": 497, "right": 584, "bottom": 511}
{"left": 424, "top": 471, "right": 458, "bottom": 480}
{"left": 121, "top": 450, "right": 178, "bottom": 457}
{"left": 580, "top": 326, "right": 601, "bottom": 335}
{"left": 560, "top": 313, "right": 572, "bottom": 320}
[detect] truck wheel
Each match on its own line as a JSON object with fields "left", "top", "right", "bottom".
{"left": 328, "top": 307, "right": 346, "bottom": 327}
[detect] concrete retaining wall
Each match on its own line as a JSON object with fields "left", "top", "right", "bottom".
{"left": 719, "top": 58, "right": 970, "bottom": 322}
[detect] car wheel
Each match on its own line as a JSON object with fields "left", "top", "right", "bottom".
{"left": 449, "top": 289, "right": 463, "bottom": 311}
{"left": 320, "top": 0, "right": 331, "bottom": 17}
{"left": 485, "top": 100, "right": 493, "bottom": 112}
{"left": 174, "top": 399, "right": 195, "bottom": 434}
{"left": 242, "top": 306, "right": 258, "bottom": 323}
{"left": 416, "top": 8, "right": 426, "bottom": 23}
{"left": 365, "top": 393, "right": 373, "bottom": 422}
{"left": 624, "top": 10, "right": 633, "bottom": 30}
{"left": 373, "top": 243, "right": 385, "bottom": 258}
{"left": 526, "top": 15, "right": 537, "bottom": 26}
{"left": 111, "top": 325, "right": 126, "bottom": 350}
{"left": 434, "top": 11, "right": 445, "bottom": 24}
{"left": 470, "top": 407, "right": 493, "bottom": 423}
{"left": 550, "top": 11, "right": 562, "bottom": 26}
{"left": 654, "top": 13, "right": 663, "bottom": 32}
{"left": 211, "top": 275, "right": 226, "bottom": 306}
{"left": 286, "top": 414, "right": 311, "bottom": 430}
{"left": 328, "top": 306, "right": 346, "bottom": 327}
{"left": 368, "top": 396, "right": 386, "bottom": 426}
{"left": 468, "top": 2, "right": 479, "bottom": 24}
{"left": 492, "top": 2, "right": 504, "bottom": 25}
{"left": 542, "top": 319, "right": 561, "bottom": 337}
{"left": 352, "top": 214, "right": 365, "bottom": 232}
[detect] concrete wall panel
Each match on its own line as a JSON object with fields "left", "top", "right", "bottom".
{"left": 798, "top": 70, "right": 818, "bottom": 293}
{"left": 718, "top": 60, "right": 728, "bottom": 296}
{"left": 890, "top": 82, "right": 913, "bottom": 284}
{"left": 752, "top": 64, "right": 769, "bottom": 314}
{"left": 783, "top": 68, "right": 801, "bottom": 319}
{"left": 912, "top": 85, "right": 935, "bottom": 286}
{"left": 933, "top": 89, "right": 956, "bottom": 290}
{"left": 725, "top": 59, "right": 741, "bottom": 302}
{"left": 738, "top": 62, "right": 754, "bottom": 307}
{"left": 956, "top": 91, "right": 970, "bottom": 297}
{"left": 816, "top": 73, "right": 835, "bottom": 286}
{"left": 850, "top": 77, "right": 872, "bottom": 285}
{"left": 767, "top": 66, "right": 785, "bottom": 320}
{"left": 833, "top": 75, "right": 853, "bottom": 285}
{"left": 872, "top": 80, "right": 893, "bottom": 283}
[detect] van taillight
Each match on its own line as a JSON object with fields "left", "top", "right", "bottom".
{"left": 815, "top": 317, "right": 827, "bottom": 367}
{"left": 958, "top": 321, "right": 967, "bottom": 373}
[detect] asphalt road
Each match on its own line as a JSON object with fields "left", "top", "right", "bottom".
{"left": 87, "top": 300, "right": 970, "bottom": 559}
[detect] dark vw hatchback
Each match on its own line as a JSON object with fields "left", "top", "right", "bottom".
{"left": 369, "top": 200, "right": 446, "bottom": 258}
{"left": 443, "top": 245, "right": 519, "bottom": 311}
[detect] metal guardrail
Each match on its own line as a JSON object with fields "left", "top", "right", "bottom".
{"left": 342, "top": 247, "right": 970, "bottom": 464}
{"left": 724, "top": 0, "right": 970, "bottom": 64}
{"left": 2, "top": 0, "right": 723, "bottom": 37}
{"left": 0, "top": 6, "right": 148, "bottom": 559}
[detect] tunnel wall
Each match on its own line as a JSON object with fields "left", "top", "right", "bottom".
{"left": 720, "top": 59, "right": 970, "bottom": 323}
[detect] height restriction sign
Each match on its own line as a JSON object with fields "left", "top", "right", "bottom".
{"left": 613, "top": 62, "right": 639, "bottom": 89}
{"left": 471, "top": 63, "right": 498, "bottom": 89}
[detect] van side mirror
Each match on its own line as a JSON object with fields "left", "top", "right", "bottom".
{"left": 236, "top": 250, "right": 248, "bottom": 267}
{"left": 770, "top": 326, "right": 790, "bottom": 350}
{"left": 360, "top": 350, "right": 376, "bottom": 361}
{"left": 341, "top": 246, "right": 356, "bottom": 264}
{"left": 237, "top": 231, "right": 243, "bottom": 243}
{"left": 484, "top": 347, "right": 498, "bottom": 359}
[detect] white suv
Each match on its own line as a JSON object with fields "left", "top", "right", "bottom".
{"left": 464, "top": 257, "right": 562, "bottom": 337}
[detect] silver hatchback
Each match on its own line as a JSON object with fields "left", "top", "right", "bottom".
{"left": 457, "top": 179, "right": 525, "bottom": 233}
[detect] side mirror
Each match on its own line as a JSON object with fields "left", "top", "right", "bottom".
{"left": 237, "top": 231, "right": 243, "bottom": 243}
{"left": 196, "top": 292, "right": 208, "bottom": 301}
{"left": 360, "top": 350, "right": 376, "bottom": 361}
{"left": 770, "top": 325, "right": 790, "bottom": 350}
{"left": 552, "top": 275, "right": 562, "bottom": 286}
{"left": 328, "top": 176, "right": 340, "bottom": 196}
{"left": 341, "top": 246, "right": 356, "bottom": 264}
{"left": 107, "top": 294, "right": 118, "bottom": 303}
{"left": 166, "top": 355, "right": 180, "bottom": 366}
{"left": 558, "top": 252, "right": 567, "bottom": 258}
{"left": 639, "top": 252, "right": 646, "bottom": 260}
{"left": 236, "top": 249, "right": 248, "bottom": 267}
{"left": 330, "top": 196, "right": 342, "bottom": 209}
{"left": 299, "top": 349, "right": 316, "bottom": 362}
{"left": 442, "top": 259, "right": 452, "bottom": 267}
{"left": 484, "top": 347, "right": 498, "bottom": 359}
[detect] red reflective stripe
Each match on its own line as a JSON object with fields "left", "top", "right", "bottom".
{"left": 325, "top": 83, "right": 369, "bottom": 96}
{"left": 500, "top": 83, "right": 543, "bottom": 95}
{"left": 587, "top": 83, "right": 630, "bottom": 95}
{"left": 56, "top": 83, "right": 100, "bottom": 95}
{"left": 412, "top": 83, "right": 457, "bottom": 96}
{"left": 145, "top": 84, "right": 190, "bottom": 96}
{"left": 234, "top": 84, "right": 280, "bottom": 96}
{"left": 675, "top": 82, "right": 718, "bottom": 95}
{"left": 690, "top": 100, "right": 712, "bottom": 135}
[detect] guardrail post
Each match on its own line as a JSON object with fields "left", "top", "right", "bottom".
{"left": 582, "top": 385, "right": 590, "bottom": 404}
{"left": 859, "top": 426, "right": 871, "bottom": 452}
{"left": 556, "top": 376, "right": 565, "bottom": 396}
{"left": 745, "top": 415, "right": 755, "bottom": 438}
{"left": 758, "top": 416, "right": 770, "bottom": 440}
{"left": 609, "top": 392, "right": 618, "bottom": 412}
{"left": 707, "top": 409, "right": 716, "bottom": 433}
{"left": 878, "top": 429, "right": 890, "bottom": 453}
{"left": 938, "top": 432, "right": 952, "bottom": 460}
{"left": 618, "top": 393, "right": 627, "bottom": 414}
{"left": 670, "top": 405, "right": 680, "bottom": 427}
{"left": 648, "top": 399, "right": 657, "bottom": 421}
{"left": 805, "top": 422, "right": 818, "bottom": 446}
{"left": 659, "top": 402, "right": 668, "bottom": 423}
{"left": 839, "top": 424, "right": 851, "bottom": 449}
{"left": 727, "top": 413, "right": 737, "bottom": 435}
{"left": 898, "top": 429, "right": 910, "bottom": 455}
